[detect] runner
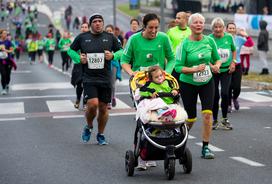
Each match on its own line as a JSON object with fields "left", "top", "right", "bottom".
{"left": 121, "top": 13, "right": 175, "bottom": 170}
{"left": 209, "top": 17, "right": 236, "bottom": 130}
{"left": 175, "top": 13, "right": 221, "bottom": 159}
{"left": 0, "top": 29, "right": 15, "bottom": 95}
{"left": 226, "top": 23, "right": 247, "bottom": 112}
{"left": 58, "top": 31, "right": 72, "bottom": 72}
{"left": 69, "top": 13, "right": 122, "bottom": 145}
{"left": 45, "top": 32, "right": 56, "bottom": 67}
{"left": 167, "top": 11, "right": 191, "bottom": 80}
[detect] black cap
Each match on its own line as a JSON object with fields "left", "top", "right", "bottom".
{"left": 89, "top": 13, "right": 104, "bottom": 24}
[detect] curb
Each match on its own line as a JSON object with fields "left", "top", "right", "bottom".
{"left": 242, "top": 80, "right": 272, "bottom": 90}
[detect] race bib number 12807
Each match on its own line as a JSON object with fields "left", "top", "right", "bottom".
{"left": 87, "top": 53, "right": 105, "bottom": 69}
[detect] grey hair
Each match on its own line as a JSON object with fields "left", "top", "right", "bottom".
{"left": 188, "top": 13, "right": 205, "bottom": 26}
{"left": 211, "top": 17, "right": 225, "bottom": 28}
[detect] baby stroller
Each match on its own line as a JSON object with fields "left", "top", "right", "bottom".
{"left": 125, "top": 71, "right": 192, "bottom": 180}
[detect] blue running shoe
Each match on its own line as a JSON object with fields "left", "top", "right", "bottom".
{"left": 82, "top": 125, "right": 92, "bottom": 143}
{"left": 201, "top": 145, "right": 215, "bottom": 159}
{"left": 96, "top": 133, "right": 108, "bottom": 145}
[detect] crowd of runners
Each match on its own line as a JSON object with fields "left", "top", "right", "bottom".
{"left": 0, "top": 1, "right": 270, "bottom": 171}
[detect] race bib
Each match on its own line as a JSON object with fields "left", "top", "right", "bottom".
{"left": 49, "top": 44, "right": 55, "bottom": 50}
{"left": 63, "top": 44, "right": 69, "bottom": 51}
{"left": 193, "top": 65, "right": 212, "bottom": 83}
{"left": 218, "top": 48, "right": 230, "bottom": 63}
{"left": 87, "top": 53, "right": 105, "bottom": 69}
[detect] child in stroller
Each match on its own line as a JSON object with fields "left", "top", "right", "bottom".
{"left": 125, "top": 66, "right": 192, "bottom": 180}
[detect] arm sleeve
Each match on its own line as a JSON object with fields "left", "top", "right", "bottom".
{"left": 164, "top": 36, "right": 175, "bottom": 74}
{"left": 67, "top": 48, "right": 80, "bottom": 64}
{"left": 175, "top": 42, "right": 187, "bottom": 73}
{"left": 210, "top": 38, "right": 221, "bottom": 64}
{"left": 120, "top": 37, "right": 133, "bottom": 65}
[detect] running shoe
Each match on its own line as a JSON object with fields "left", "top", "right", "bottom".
{"left": 228, "top": 105, "right": 232, "bottom": 113}
{"left": 1, "top": 89, "right": 7, "bottom": 95}
{"left": 221, "top": 118, "right": 233, "bottom": 130}
{"left": 212, "top": 120, "right": 219, "bottom": 130}
{"left": 82, "top": 125, "right": 92, "bottom": 143}
{"left": 107, "top": 103, "right": 112, "bottom": 110}
{"left": 136, "top": 159, "right": 147, "bottom": 171}
{"left": 145, "top": 161, "right": 157, "bottom": 167}
{"left": 233, "top": 99, "right": 240, "bottom": 110}
{"left": 96, "top": 133, "right": 108, "bottom": 145}
{"left": 74, "top": 100, "right": 80, "bottom": 109}
{"left": 201, "top": 145, "right": 215, "bottom": 159}
{"left": 112, "top": 97, "right": 116, "bottom": 107}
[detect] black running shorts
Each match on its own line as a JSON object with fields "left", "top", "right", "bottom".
{"left": 83, "top": 83, "right": 112, "bottom": 103}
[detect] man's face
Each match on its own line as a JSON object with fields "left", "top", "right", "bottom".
{"left": 90, "top": 18, "right": 104, "bottom": 33}
{"left": 175, "top": 13, "right": 187, "bottom": 27}
{"left": 144, "top": 19, "right": 159, "bottom": 39}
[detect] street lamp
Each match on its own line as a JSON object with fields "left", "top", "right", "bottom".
{"left": 160, "top": 0, "right": 165, "bottom": 32}
{"left": 113, "top": 0, "right": 116, "bottom": 27}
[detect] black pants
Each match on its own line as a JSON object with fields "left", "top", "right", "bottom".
{"left": 15, "top": 48, "right": 20, "bottom": 60}
{"left": 61, "top": 51, "right": 70, "bottom": 71}
{"left": 0, "top": 62, "right": 12, "bottom": 89}
{"left": 47, "top": 51, "right": 54, "bottom": 65}
{"left": 76, "top": 81, "right": 84, "bottom": 102}
{"left": 229, "top": 64, "right": 242, "bottom": 105}
{"left": 213, "top": 71, "right": 232, "bottom": 120}
{"left": 29, "top": 51, "right": 36, "bottom": 62}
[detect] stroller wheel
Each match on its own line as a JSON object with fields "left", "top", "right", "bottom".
{"left": 181, "top": 147, "right": 192, "bottom": 174}
{"left": 164, "top": 158, "right": 175, "bottom": 180}
{"left": 125, "top": 150, "right": 135, "bottom": 176}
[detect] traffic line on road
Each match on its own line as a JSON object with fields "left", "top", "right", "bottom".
{"left": 0, "top": 102, "right": 24, "bottom": 115}
{"left": 112, "top": 98, "right": 131, "bottom": 109}
{"left": 188, "top": 135, "right": 196, "bottom": 139}
{"left": 0, "top": 94, "right": 75, "bottom": 100}
{"left": 239, "top": 92, "right": 272, "bottom": 102}
{"left": 53, "top": 115, "right": 84, "bottom": 119}
{"left": 0, "top": 117, "right": 26, "bottom": 121}
{"left": 12, "top": 70, "right": 32, "bottom": 74}
{"left": 239, "top": 106, "right": 251, "bottom": 110}
{"left": 230, "top": 157, "right": 265, "bottom": 167}
{"left": 196, "top": 142, "right": 224, "bottom": 152}
{"left": 47, "top": 100, "right": 77, "bottom": 112}
{"left": 11, "top": 82, "right": 73, "bottom": 91}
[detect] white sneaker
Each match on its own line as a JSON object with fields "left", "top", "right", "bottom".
{"left": 136, "top": 159, "right": 147, "bottom": 171}
{"left": 1, "top": 89, "right": 7, "bottom": 95}
{"left": 146, "top": 161, "right": 157, "bottom": 167}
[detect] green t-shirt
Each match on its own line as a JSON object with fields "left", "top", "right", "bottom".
{"left": 167, "top": 26, "right": 191, "bottom": 54}
{"left": 58, "top": 38, "right": 72, "bottom": 52}
{"left": 37, "top": 40, "right": 45, "bottom": 50}
{"left": 175, "top": 35, "right": 221, "bottom": 86}
{"left": 209, "top": 33, "right": 236, "bottom": 73}
{"left": 121, "top": 32, "right": 175, "bottom": 74}
{"left": 140, "top": 80, "right": 174, "bottom": 104}
{"left": 45, "top": 38, "right": 56, "bottom": 51}
{"left": 27, "top": 40, "right": 38, "bottom": 52}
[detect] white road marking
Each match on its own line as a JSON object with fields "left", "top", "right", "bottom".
{"left": 0, "top": 117, "right": 26, "bottom": 121}
{"left": 110, "top": 112, "right": 136, "bottom": 116}
{"left": 46, "top": 100, "right": 77, "bottom": 112}
{"left": 11, "top": 82, "right": 73, "bottom": 91}
{"left": 116, "top": 79, "right": 129, "bottom": 86}
{"left": 239, "top": 92, "right": 272, "bottom": 102}
{"left": 112, "top": 98, "right": 131, "bottom": 109}
{"left": 0, "top": 94, "right": 75, "bottom": 100}
{"left": 196, "top": 142, "right": 224, "bottom": 152}
{"left": 12, "top": 70, "right": 32, "bottom": 74}
{"left": 264, "top": 127, "right": 271, "bottom": 129}
{"left": 0, "top": 102, "right": 24, "bottom": 114}
{"left": 188, "top": 135, "right": 196, "bottom": 139}
{"left": 53, "top": 115, "right": 84, "bottom": 119}
{"left": 230, "top": 157, "right": 265, "bottom": 167}
{"left": 239, "top": 106, "right": 250, "bottom": 110}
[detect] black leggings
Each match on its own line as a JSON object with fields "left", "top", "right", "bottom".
{"left": 213, "top": 72, "right": 232, "bottom": 120}
{"left": 229, "top": 64, "right": 242, "bottom": 105}
{"left": 76, "top": 81, "right": 84, "bottom": 102}
{"left": 180, "top": 79, "right": 215, "bottom": 120}
{"left": 61, "top": 51, "right": 70, "bottom": 71}
{"left": 29, "top": 51, "right": 36, "bottom": 62}
{"left": 47, "top": 51, "right": 54, "bottom": 64}
{"left": 0, "top": 62, "right": 12, "bottom": 89}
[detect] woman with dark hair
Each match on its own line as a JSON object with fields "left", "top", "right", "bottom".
{"left": 121, "top": 13, "right": 175, "bottom": 170}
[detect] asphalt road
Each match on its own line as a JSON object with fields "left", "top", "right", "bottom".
{"left": 0, "top": 0, "right": 272, "bottom": 184}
